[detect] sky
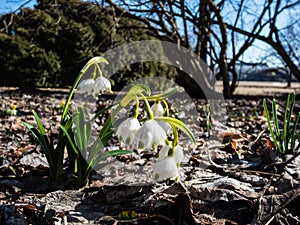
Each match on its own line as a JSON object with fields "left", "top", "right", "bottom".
{"left": 0, "top": 0, "right": 37, "bottom": 15}
{"left": 0, "top": 0, "right": 297, "bottom": 70}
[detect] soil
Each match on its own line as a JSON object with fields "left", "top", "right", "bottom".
{"left": 0, "top": 83, "right": 300, "bottom": 225}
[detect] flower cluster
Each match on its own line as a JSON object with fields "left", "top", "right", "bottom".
{"left": 24, "top": 56, "right": 194, "bottom": 186}
{"left": 77, "top": 77, "right": 111, "bottom": 97}
{"left": 76, "top": 57, "right": 112, "bottom": 97}
{"left": 116, "top": 90, "right": 194, "bottom": 181}
{"left": 116, "top": 102, "right": 169, "bottom": 150}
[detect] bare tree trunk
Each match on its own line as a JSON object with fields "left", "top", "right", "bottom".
{"left": 225, "top": 23, "right": 300, "bottom": 83}
{"left": 209, "top": 0, "right": 230, "bottom": 98}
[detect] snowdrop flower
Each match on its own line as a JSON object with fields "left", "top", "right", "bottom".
{"left": 116, "top": 117, "right": 140, "bottom": 145}
{"left": 153, "top": 145, "right": 184, "bottom": 181}
{"left": 94, "top": 76, "right": 112, "bottom": 94}
{"left": 151, "top": 102, "right": 165, "bottom": 116}
{"left": 77, "top": 78, "right": 95, "bottom": 95}
{"left": 151, "top": 102, "right": 172, "bottom": 134}
{"left": 153, "top": 156, "right": 179, "bottom": 181}
{"left": 158, "top": 145, "right": 184, "bottom": 164}
{"left": 77, "top": 76, "right": 112, "bottom": 97}
{"left": 134, "top": 119, "right": 167, "bottom": 149}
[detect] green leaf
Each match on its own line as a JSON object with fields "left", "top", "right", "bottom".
{"left": 89, "top": 150, "right": 132, "bottom": 170}
{"left": 263, "top": 99, "right": 282, "bottom": 153}
{"left": 32, "top": 110, "right": 46, "bottom": 135}
{"left": 146, "top": 87, "right": 177, "bottom": 101}
{"left": 59, "top": 124, "right": 79, "bottom": 156}
{"left": 23, "top": 121, "right": 56, "bottom": 179}
{"left": 272, "top": 99, "right": 280, "bottom": 140}
{"left": 155, "top": 117, "right": 196, "bottom": 144}
{"left": 291, "top": 112, "right": 300, "bottom": 151}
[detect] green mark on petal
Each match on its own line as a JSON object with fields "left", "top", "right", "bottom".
{"left": 138, "top": 141, "right": 144, "bottom": 149}
{"left": 125, "top": 137, "right": 131, "bottom": 145}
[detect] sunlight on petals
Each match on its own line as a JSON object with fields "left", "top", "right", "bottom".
{"left": 77, "top": 78, "right": 95, "bottom": 95}
{"left": 94, "top": 76, "right": 112, "bottom": 94}
{"left": 151, "top": 102, "right": 165, "bottom": 116}
{"left": 153, "top": 157, "right": 178, "bottom": 181}
{"left": 116, "top": 118, "right": 141, "bottom": 145}
{"left": 134, "top": 120, "right": 167, "bottom": 149}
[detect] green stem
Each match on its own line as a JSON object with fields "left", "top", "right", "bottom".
{"left": 140, "top": 93, "right": 154, "bottom": 120}
{"left": 161, "top": 99, "right": 170, "bottom": 116}
{"left": 132, "top": 97, "right": 139, "bottom": 119}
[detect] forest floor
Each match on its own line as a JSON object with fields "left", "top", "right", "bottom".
{"left": 0, "top": 82, "right": 300, "bottom": 225}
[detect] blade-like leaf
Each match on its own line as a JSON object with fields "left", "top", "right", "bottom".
{"left": 32, "top": 110, "right": 46, "bottom": 135}
{"left": 291, "top": 112, "right": 300, "bottom": 151}
{"left": 263, "top": 99, "right": 281, "bottom": 152}
{"left": 23, "top": 122, "right": 56, "bottom": 178}
{"left": 89, "top": 150, "right": 132, "bottom": 170}
{"left": 155, "top": 117, "right": 196, "bottom": 144}
{"left": 272, "top": 99, "right": 280, "bottom": 139}
{"left": 60, "top": 124, "right": 79, "bottom": 156}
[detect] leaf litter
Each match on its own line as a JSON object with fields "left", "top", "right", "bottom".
{"left": 0, "top": 88, "right": 300, "bottom": 224}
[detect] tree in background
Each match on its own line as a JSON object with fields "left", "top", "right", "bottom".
{"left": 0, "top": 0, "right": 175, "bottom": 88}
{"left": 104, "top": 0, "right": 230, "bottom": 98}
{"left": 1, "top": 0, "right": 299, "bottom": 96}
{"left": 220, "top": 0, "right": 300, "bottom": 92}
{"left": 104, "top": 0, "right": 300, "bottom": 96}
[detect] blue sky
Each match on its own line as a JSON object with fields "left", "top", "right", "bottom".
{"left": 0, "top": 0, "right": 37, "bottom": 15}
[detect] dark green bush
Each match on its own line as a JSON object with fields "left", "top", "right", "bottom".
{"left": 0, "top": 32, "right": 61, "bottom": 87}
{"left": 0, "top": 0, "right": 176, "bottom": 89}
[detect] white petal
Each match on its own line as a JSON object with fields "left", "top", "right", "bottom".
{"left": 153, "top": 157, "right": 178, "bottom": 181}
{"left": 173, "top": 145, "right": 184, "bottom": 164}
{"left": 157, "top": 121, "right": 172, "bottom": 134}
{"left": 157, "top": 145, "right": 169, "bottom": 160}
{"left": 134, "top": 121, "right": 153, "bottom": 149}
{"left": 77, "top": 78, "right": 95, "bottom": 95}
{"left": 134, "top": 120, "right": 167, "bottom": 149}
{"left": 158, "top": 145, "right": 184, "bottom": 164}
{"left": 150, "top": 120, "right": 168, "bottom": 146}
{"left": 116, "top": 118, "right": 140, "bottom": 145}
{"left": 94, "top": 76, "right": 112, "bottom": 94}
{"left": 151, "top": 103, "right": 164, "bottom": 117}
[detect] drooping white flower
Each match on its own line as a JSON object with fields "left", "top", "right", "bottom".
{"left": 77, "top": 78, "right": 95, "bottom": 95}
{"left": 134, "top": 119, "right": 167, "bottom": 149}
{"left": 151, "top": 102, "right": 165, "bottom": 117}
{"left": 116, "top": 117, "right": 140, "bottom": 145}
{"left": 153, "top": 145, "right": 184, "bottom": 181}
{"left": 94, "top": 76, "right": 112, "bottom": 94}
{"left": 151, "top": 102, "right": 172, "bottom": 134}
{"left": 153, "top": 157, "right": 179, "bottom": 181}
{"left": 172, "top": 145, "right": 184, "bottom": 165}
{"left": 158, "top": 120, "right": 172, "bottom": 134}
{"left": 158, "top": 145, "right": 184, "bottom": 164}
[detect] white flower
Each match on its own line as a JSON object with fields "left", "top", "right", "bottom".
{"left": 158, "top": 120, "right": 172, "bottom": 134}
{"left": 158, "top": 145, "right": 184, "bottom": 165}
{"left": 151, "top": 103, "right": 165, "bottom": 117}
{"left": 94, "top": 76, "right": 112, "bottom": 94}
{"left": 116, "top": 118, "right": 140, "bottom": 145}
{"left": 173, "top": 145, "right": 184, "bottom": 165}
{"left": 134, "top": 119, "right": 167, "bottom": 149}
{"left": 153, "top": 156, "right": 178, "bottom": 181}
{"left": 77, "top": 77, "right": 112, "bottom": 96}
{"left": 77, "top": 78, "right": 95, "bottom": 95}
{"left": 151, "top": 103, "right": 172, "bottom": 134}
{"left": 153, "top": 145, "right": 184, "bottom": 181}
